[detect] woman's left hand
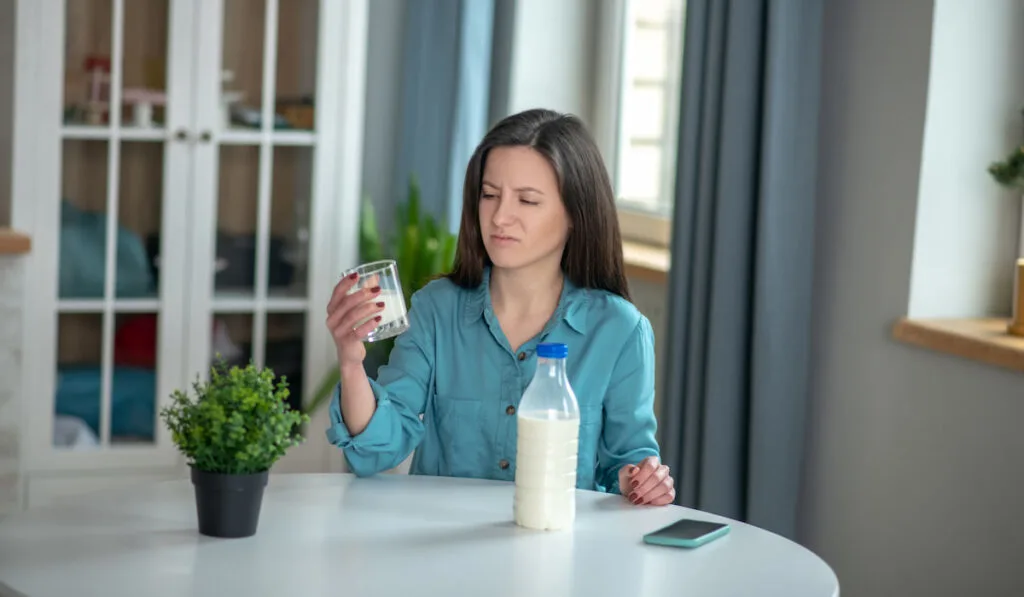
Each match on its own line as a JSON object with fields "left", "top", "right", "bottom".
{"left": 619, "top": 456, "right": 675, "bottom": 506}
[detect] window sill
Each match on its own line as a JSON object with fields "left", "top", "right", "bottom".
{"left": 622, "top": 240, "right": 670, "bottom": 284}
{"left": 0, "top": 229, "right": 30, "bottom": 255}
{"left": 892, "top": 317, "right": 1024, "bottom": 373}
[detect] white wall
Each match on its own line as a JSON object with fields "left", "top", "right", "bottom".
{"left": 501, "top": 0, "right": 598, "bottom": 123}
{"left": 908, "top": 0, "right": 1024, "bottom": 318}
{"left": 802, "top": 1, "right": 1024, "bottom": 595}
{"left": 0, "top": 256, "right": 23, "bottom": 515}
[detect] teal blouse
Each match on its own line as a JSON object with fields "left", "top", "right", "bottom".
{"left": 325, "top": 268, "right": 661, "bottom": 495}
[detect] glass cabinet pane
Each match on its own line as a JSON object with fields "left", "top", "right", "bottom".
{"left": 60, "top": 140, "right": 110, "bottom": 300}
{"left": 63, "top": 0, "right": 113, "bottom": 126}
{"left": 111, "top": 312, "right": 160, "bottom": 445}
{"left": 215, "top": 146, "right": 260, "bottom": 301}
{"left": 54, "top": 314, "right": 103, "bottom": 449}
{"left": 121, "top": 0, "right": 170, "bottom": 130}
{"left": 274, "top": 0, "right": 319, "bottom": 131}
{"left": 221, "top": 0, "right": 267, "bottom": 132}
{"left": 270, "top": 146, "right": 314, "bottom": 299}
{"left": 211, "top": 313, "right": 254, "bottom": 367}
{"left": 265, "top": 313, "right": 306, "bottom": 414}
{"left": 118, "top": 141, "right": 163, "bottom": 300}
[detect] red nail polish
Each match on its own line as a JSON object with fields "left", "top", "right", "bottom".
{"left": 348, "top": 272, "right": 358, "bottom": 280}
{"left": 370, "top": 285, "right": 381, "bottom": 293}
{"left": 628, "top": 492, "right": 637, "bottom": 501}
{"left": 374, "top": 315, "right": 382, "bottom": 322}
{"left": 376, "top": 301, "right": 385, "bottom": 307}
{"left": 631, "top": 480, "right": 639, "bottom": 489}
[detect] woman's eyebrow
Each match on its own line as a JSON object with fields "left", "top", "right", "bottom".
{"left": 481, "top": 180, "right": 545, "bottom": 195}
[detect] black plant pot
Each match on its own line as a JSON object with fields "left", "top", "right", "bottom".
{"left": 190, "top": 467, "right": 269, "bottom": 538}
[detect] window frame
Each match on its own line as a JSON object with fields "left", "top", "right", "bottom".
{"left": 592, "top": 0, "right": 684, "bottom": 250}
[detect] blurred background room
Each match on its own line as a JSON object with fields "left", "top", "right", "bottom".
{"left": 2, "top": 1, "right": 1024, "bottom": 595}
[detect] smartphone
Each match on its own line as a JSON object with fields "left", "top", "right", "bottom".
{"left": 643, "top": 518, "right": 731, "bottom": 548}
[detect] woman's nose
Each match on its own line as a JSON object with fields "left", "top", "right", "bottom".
{"left": 491, "top": 197, "right": 516, "bottom": 226}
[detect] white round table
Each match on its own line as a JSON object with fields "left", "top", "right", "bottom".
{"left": 0, "top": 473, "right": 838, "bottom": 596}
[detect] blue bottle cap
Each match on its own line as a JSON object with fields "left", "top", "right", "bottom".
{"left": 536, "top": 342, "right": 568, "bottom": 359}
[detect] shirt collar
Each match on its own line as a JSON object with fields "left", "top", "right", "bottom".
{"left": 463, "top": 267, "right": 588, "bottom": 334}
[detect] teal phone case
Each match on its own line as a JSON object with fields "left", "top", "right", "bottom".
{"left": 643, "top": 522, "right": 731, "bottom": 548}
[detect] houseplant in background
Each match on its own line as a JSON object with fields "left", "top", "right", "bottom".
{"left": 160, "top": 361, "right": 309, "bottom": 538}
{"left": 303, "top": 176, "right": 457, "bottom": 417}
{"left": 988, "top": 140, "right": 1024, "bottom": 336}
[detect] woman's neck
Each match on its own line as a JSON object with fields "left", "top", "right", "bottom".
{"left": 489, "top": 264, "right": 564, "bottom": 319}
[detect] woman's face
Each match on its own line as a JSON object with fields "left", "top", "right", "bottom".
{"left": 478, "top": 146, "right": 571, "bottom": 275}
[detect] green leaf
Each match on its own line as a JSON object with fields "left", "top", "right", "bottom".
{"left": 406, "top": 175, "right": 421, "bottom": 229}
{"left": 441, "top": 234, "right": 457, "bottom": 271}
{"left": 359, "top": 196, "right": 385, "bottom": 264}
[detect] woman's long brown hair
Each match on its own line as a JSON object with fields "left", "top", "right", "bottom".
{"left": 446, "top": 108, "right": 632, "bottom": 302}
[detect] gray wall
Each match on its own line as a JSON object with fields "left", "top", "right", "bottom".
{"left": 0, "top": 0, "right": 13, "bottom": 228}
{"left": 802, "top": 1, "right": 1024, "bottom": 595}
{"left": 359, "top": 0, "right": 407, "bottom": 238}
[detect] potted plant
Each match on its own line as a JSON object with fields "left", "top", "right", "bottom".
{"left": 160, "top": 361, "right": 309, "bottom": 538}
{"left": 302, "top": 175, "right": 457, "bottom": 416}
{"left": 988, "top": 139, "right": 1024, "bottom": 335}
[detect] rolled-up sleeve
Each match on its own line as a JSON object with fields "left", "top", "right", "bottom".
{"left": 595, "top": 315, "right": 660, "bottom": 494}
{"left": 325, "top": 290, "right": 436, "bottom": 477}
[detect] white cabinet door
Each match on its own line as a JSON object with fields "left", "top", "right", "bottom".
{"left": 186, "top": 0, "right": 366, "bottom": 472}
{"left": 16, "top": 0, "right": 195, "bottom": 473}
{"left": 13, "top": 0, "right": 367, "bottom": 481}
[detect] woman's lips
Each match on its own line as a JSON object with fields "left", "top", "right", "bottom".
{"left": 490, "top": 234, "right": 519, "bottom": 245}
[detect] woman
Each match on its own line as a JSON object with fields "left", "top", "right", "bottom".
{"left": 325, "top": 108, "right": 675, "bottom": 507}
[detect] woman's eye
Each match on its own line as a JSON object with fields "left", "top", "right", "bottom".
{"left": 520, "top": 198, "right": 538, "bottom": 206}
{"left": 480, "top": 193, "right": 497, "bottom": 200}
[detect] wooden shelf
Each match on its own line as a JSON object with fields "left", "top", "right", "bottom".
{"left": 892, "top": 317, "right": 1024, "bottom": 373}
{"left": 622, "top": 240, "right": 670, "bottom": 284}
{"left": 0, "top": 229, "right": 31, "bottom": 255}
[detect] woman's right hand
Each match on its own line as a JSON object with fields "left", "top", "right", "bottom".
{"left": 326, "top": 272, "right": 385, "bottom": 368}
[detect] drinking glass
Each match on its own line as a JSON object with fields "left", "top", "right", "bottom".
{"left": 342, "top": 259, "right": 409, "bottom": 342}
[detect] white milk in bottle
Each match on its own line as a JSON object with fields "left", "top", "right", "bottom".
{"left": 514, "top": 342, "right": 580, "bottom": 531}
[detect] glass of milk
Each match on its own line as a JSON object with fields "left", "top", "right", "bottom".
{"left": 341, "top": 259, "right": 410, "bottom": 342}
{"left": 514, "top": 342, "right": 581, "bottom": 531}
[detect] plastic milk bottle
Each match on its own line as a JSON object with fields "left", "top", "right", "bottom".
{"left": 513, "top": 342, "right": 580, "bottom": 530}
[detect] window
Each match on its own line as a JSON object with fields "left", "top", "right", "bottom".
{"left": 595, "top": 0, "right": 686, "bottom": 248}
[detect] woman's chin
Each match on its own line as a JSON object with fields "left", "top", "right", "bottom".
{"left": 487, "top": 255, "right": 523, "bottom": 270}
{"left": 484, "top": 247, "right": 526, "bottom": 270}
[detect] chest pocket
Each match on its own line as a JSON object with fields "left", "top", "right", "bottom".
{"left": 432, "top": 394, "right": 486, "bottom": 477}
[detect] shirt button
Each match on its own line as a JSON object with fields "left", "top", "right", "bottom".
{"left": 499, "top": 459, "right": 510, "bottom": 470}
{"left": 517, "top": 351, "right": 526, "bottom": 361}
{"left": 506, "top": 405, "right": 516, "bottom": 415}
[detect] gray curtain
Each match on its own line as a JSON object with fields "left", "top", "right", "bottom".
{"left": 394, "top": 0, "right": 495, "bottom": 233}
{"left": 660, "top": 0, "right": 824, "bottom": 541}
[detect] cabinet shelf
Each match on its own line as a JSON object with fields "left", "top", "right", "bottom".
{"left": 57, "top": 293, "right": 312, "bottom": 314}
{"left": 61, "top": 126, "right": 318, "bottom": 147}
{"left": 212, "top": 289, "right": 309, "bottom": 313}
{"left": 62, "top": 125, "right": 167, "bottom": 142}
{"left": 219, "top": 129, "right": 317, "bottom": 146}
{"left": 57, "top": 298, "right": 162, "bottom": 313}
